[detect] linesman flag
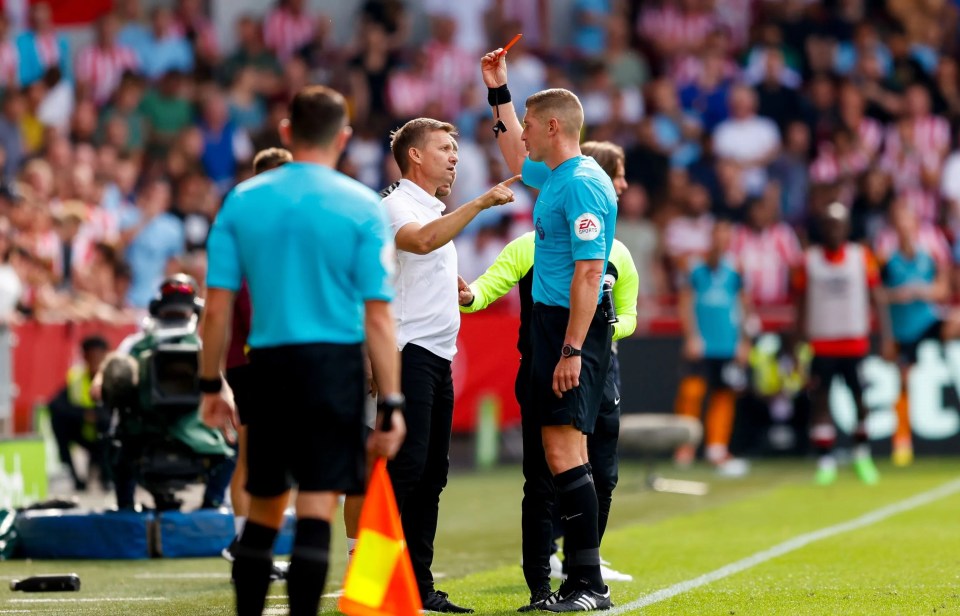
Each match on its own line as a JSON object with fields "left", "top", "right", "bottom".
{"left": 339, "top": 458, "right": 421, "bottom": 616}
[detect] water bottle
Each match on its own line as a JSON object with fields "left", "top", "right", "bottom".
{"left": 600, "top": 274, "right": 618, "bottom": 324}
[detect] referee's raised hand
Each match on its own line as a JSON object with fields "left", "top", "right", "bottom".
{"left": 477, "top": 175, "right": 522, "bottom": 209}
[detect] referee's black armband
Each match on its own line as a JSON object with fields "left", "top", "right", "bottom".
{"left": 488, "top": 84, "right": 511, "bottom": 106}
{"left": 198, "top": 376, "right": 223, "bottom": 394}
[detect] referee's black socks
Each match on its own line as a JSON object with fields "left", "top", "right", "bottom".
{"left": 554, "top": 464, "right": 604, "bottom": 592}
{"left": 233, "top": 521, "right": 278, "bottom": 616}
{"left": 288, "top": 518, "right": 331, "bottom": 616}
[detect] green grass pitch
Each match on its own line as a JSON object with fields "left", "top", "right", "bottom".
{"left": 0, "top": 458, "right": 958, "bottom": 615}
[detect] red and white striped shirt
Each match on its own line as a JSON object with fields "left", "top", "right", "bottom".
{"left": 713, "top": 0, "right": 754, "bottom": 50}
{"left": 874, "top": 223, "right": 950, "bottom": 265}
{"left": 424, "top": 41, "right": 474, "bottom": 119}
{"left": 731, "top": 222, "right": 803, "bottom": 305}
{"left": 263, "top": 8, "right": 314, "bottom": 62}
{"left": 0, "top": 40, "right": 18, "bottom": 89}
{"left": 637, "top": 6, "right": 716, "bottom": 55}
{"left": 882, "top": 115, "right": 951, "bottom": 163}
{"left": 855, "top": 116, "right": 883, "bottom": 160}
{"left": 76, "top": 44, "right": 139, "bottom": 105}
{"left": 665, "top": 213, "right": 714, "bottom": 260}
{"left": 809, "top": 144, "right": 869, "bottom": 185}
{"left": 387, "top": 71, "right": 432, "bottom": 119}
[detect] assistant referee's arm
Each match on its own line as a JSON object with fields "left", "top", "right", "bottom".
{"left": 609, "top": 241, "right": 639, "bottom": 342}
{"left": 201, "top": 199, "right": 242, "bottom": 382}
{"left": 460, "top": 232, "right": 534, "bottom": 313}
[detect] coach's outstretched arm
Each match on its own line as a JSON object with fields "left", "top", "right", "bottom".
{"left": 481, "top": 49, "right": 526, "bottom": 176}
{"left": 395, "top": 176, "right": 520, "bottom": 255}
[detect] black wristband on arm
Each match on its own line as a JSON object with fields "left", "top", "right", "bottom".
{"left": 198, "top": 377, "right": 223, "bottom": 394}
{"left": 487, "top": 84, "right": 511, "bottom": 106}
{"left": 378, "top": 394, "right": 405, "bottom": 431}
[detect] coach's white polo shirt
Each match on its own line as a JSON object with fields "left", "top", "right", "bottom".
{"left": 382, "top": 179, "right": 460, "bottom": 361}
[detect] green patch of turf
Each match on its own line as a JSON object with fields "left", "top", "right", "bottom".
{"left": 0, "top": 459, "right": 957, "bottom": 615}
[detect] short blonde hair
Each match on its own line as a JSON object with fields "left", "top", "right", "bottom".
{"left": 525, "top": 89, "right": 584, "bottom": 137}
{"left": 390, "top": 118, "right": 458, "bottom": 174}
{"left": 252, "top": 148, "right": 293, "bottom": 174}
{"left": 580, "top": 141, "right": 624, "bottom": 180}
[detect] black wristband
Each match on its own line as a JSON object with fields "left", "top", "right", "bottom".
{"left": 488, "top": 84, "right": 511, "bottom": 106}
{"left": 198, "top": 376, "right": 223, "bottom": 394}
{"left": 377, "top": 394, "right": 405, "bottom": 432}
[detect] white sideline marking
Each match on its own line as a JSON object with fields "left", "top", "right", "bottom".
{"left": 134, "top": 573, "right": 227, "bottom": 579}
{"left": 610, "top": 478, "right": 960, "bottom": 614}
{"left": 9, "top": 598, "right": 167, "bottom": 604}
{"left": 264, "top": 608, "right": 287, "bottom": 615}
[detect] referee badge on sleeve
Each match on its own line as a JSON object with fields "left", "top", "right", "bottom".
{"left": 574, "top": 213, "right": 601, "bottom": 241}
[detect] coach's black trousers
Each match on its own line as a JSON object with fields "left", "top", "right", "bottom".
{"left": 387, "top": 344, "right": 453, "bottom": 599}
{"left": 589, "top": 353, "right": 621, "bottom": 542}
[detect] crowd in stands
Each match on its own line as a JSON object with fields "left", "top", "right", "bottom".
{"left": 1, "top": 0, "right": 960, "bottom": 326}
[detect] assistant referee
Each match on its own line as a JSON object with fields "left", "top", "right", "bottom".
{"left": 199, "top": 85, "right": 406, "bottom": 616}
{"left": 480, "top": 50, "right": 619, "bottom": 612}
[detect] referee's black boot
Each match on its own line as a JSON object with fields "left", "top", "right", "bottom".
{"left": 423, "top": 590, "right": 474, "bottom": 613}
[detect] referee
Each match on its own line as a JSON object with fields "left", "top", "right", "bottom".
{"left": 458, "top": 141, "right": 638, "bottom": 610}
{"left": 382, "top": 117, "right": 518, "bottom": 614}
{"left": 200, "top": 85, "right": 406, "bottom": 616}
{"left": 481, "top": 50, "right": 618, "bottom": 612}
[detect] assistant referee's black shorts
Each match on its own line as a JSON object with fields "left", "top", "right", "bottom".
{"left": 530, "top": 303, "right": 612, "bottom": 433}
{"left": 244, "top": 342, "right": 367, "bottom": 497}
{"left": 225, "top": 363, "right": 253, "bottom": 426}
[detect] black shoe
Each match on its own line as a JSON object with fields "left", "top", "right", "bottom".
{"left": 543, "top": 586, "right": 612, "bottom": 612}
{"left": 518, "top": 586, "right": 564, "bottom": 612}
{"left": 422, "top": 590, "right": 474, "bottom": 613}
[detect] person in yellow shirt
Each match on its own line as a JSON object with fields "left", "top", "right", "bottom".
{"left": 49, "top": 335, "right": 110, "bottom": 491}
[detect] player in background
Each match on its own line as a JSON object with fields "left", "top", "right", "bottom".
{"left": 673, "top": 220, "right": 752, "bottom": 477}
{"left": 792, "top": 202, "right": 894, "bottom": 486}
{"left": 881, "top": 204, "right": 960, "bottom": 466}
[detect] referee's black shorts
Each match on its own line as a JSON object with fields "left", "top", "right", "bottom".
{"left": 244, "top": 342, "right": 367, "bottom": 497}
{"left": 530, "top": 303, "right": 612, "bottom": 433}
{"left": 225, "top": 363, "right": 253, "bottom": 426}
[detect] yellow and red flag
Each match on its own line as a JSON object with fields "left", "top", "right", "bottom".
{"left": 339, "top": 458, "right": 421, "bottom": 616}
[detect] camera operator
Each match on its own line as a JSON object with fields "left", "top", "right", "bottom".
{"left": 95, "top": 274, "right": 235, "bottom": 510}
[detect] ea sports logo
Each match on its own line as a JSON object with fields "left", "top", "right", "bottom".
{"left": 575, "top": 213, "right": 601, "bottom": 241}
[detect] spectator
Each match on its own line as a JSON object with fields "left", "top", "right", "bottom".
{"left": 173, "top": 0, "right": 220, "bottom": 69}
{"left": 198, "top": 91, "right": 253, "bottom": 194}
{"left": 36, "top": 68, "right": 74, "bottom": 135}
{"left": 263, "top": 0, "right": 315, "bottom": 63}
{"left": 75, "top": 14, "right": 140, "bottom": 107}
{"left": 615, "top": 184, "right": 662, "bottom": 298}
{"left": 15, "top": 2, "right": 70, "bottom": 87}
{"left": 768, "top": 120, "right": 811, "bottom": 227}
{"left": 98, "top": 75, "right": 147, "bottom": 153}
{"left": 649, "top": 77, "right": 702, "bottom": 168}
{"left": 422, "top": 16, "right": 474, "bottom": 120}
{"left": 227, "top": 67, "right": 266, "bottom": 134}
{"left": 754, "top": 48, "right": 804, "bottom": 131}
{"left": 116, "top": 0, "right": 151, "bottom": 59}
{"left": 0, "top": 14, "right": 19, "bottom": 91}
{"left": 220, "top": 15, "right": 282, "bottom": 94}
{"left": 119, "top": 179, "right": 184, "bottom": 308}
{"left": 0, "top": 90, "right": 24, "bottom": 182}
{"left": 571, "top": 0, "right": 613, "bottom": 59}
{"left": 851, "top": 168, "right": 893, "bottom": 243}
{"left": 665, "top": 181, "right": 715, "bottom": 276}
{"left": 422, "top": 0, "right": 492, "bottom": 55}
{"left": 140, "top": 6, "right": 194, "bottom": 81}
{"left": 348, "top": 21, "right": 397, "bottom": 126}
{"left": 604, "top": 18, "right": 649, "bottom": 90}
{"left": 713, "top": 85, "right": 781, "bottom": 196}
{"left": 731, "top": 183, "right": 803, "bottom": 306}
{"left": 140, "top": 71, "right": 193, "bottom": 152}
{"left": 679, "top": 51, "right": 733, "bottom": 133}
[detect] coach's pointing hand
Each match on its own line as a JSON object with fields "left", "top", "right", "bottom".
{"left": 478, "top": 175, "right": 522, "bottom": 209}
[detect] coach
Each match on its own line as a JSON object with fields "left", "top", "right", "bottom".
{"left": 199, "top": 85, "right": 406, "bottom": 616}
{"left": 382, "top": 117, "right": 518, "bottom": 614}
{"left": 480, "top": 49, "right": 618, "bottom": 612}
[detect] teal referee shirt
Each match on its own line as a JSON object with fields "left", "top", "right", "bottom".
{"left": 206, "top": 161, "right": 395, "bottom": 348}
{"left": 522, "top": 157, "right": 618, "bottom": 308}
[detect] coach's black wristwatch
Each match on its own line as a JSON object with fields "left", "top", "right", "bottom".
{"left": 561, "top": 344, "right": 582, "bottom": 358}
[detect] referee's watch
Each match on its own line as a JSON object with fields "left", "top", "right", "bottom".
{"left": 561, "top": 344, "right": 582, "bottom": 358}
